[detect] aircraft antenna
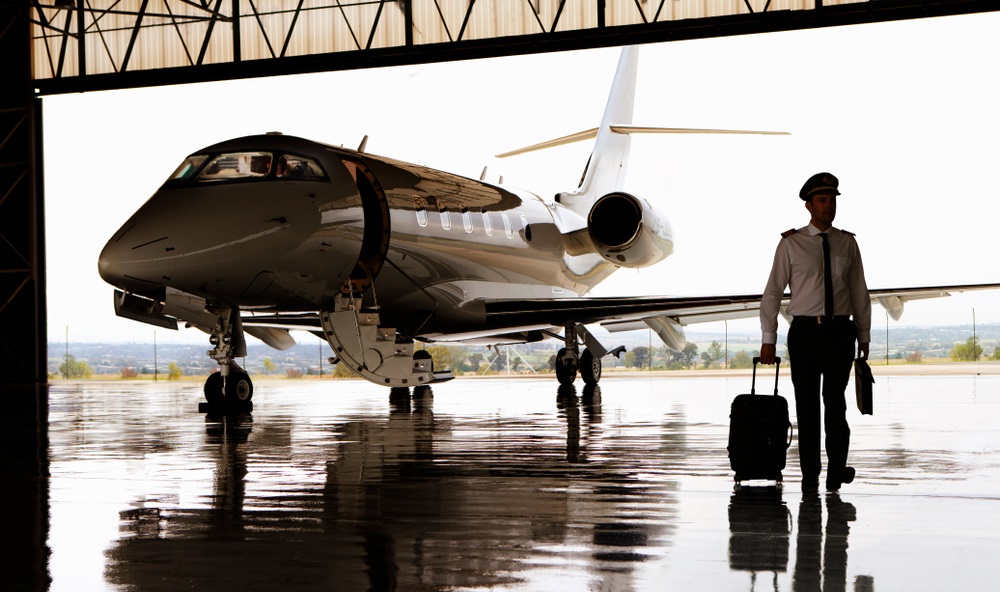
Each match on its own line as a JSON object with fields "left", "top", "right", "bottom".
{"left": 357, "top": 135, "right": 369, "bottom": 153}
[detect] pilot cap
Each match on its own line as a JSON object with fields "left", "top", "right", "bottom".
{"left": 799, "top": 172, "right": 840, "bottom": 200}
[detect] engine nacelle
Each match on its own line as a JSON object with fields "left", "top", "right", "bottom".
{"left": 587, "top": 192, "right": 673, "bottom": 268}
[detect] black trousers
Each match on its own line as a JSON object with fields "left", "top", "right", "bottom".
{"left": 787, "top": 318, "right": 857, "bottom": 482}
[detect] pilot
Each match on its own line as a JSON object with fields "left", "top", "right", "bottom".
{"left": 759, "top": 172, "right": 871, "bottom": 493}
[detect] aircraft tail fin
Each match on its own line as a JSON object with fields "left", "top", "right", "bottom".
{"left": 555, "top": 46, "right": 639, "bottom": 218}
{"left": 496, "top": 47, "right": 789, "bottom": 220}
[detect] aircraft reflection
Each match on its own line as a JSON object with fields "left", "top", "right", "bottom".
{"left": 105, "top": 384, "right": 676, "bottom": 591}
{"left": 39, "top": 376, "right": 1000, "bottom": 590}
{"left": 557, "top": 383, "right": 602, "bottom": 463}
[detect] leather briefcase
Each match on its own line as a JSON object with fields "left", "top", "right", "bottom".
{"left": 854, "top": 357, "right": 874, "bottom": 415}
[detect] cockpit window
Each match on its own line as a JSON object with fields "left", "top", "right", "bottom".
{"left": 197, "top": 152, "right": 273, "bottom": 182}
{"left": 275, "top": 154, "right": 326, "bottom": 179}
{"left": 168, "top": 155, "right": 209, "bottom": 182}
{"left": 162, "top": 150, "right": 328, "bottom": 187}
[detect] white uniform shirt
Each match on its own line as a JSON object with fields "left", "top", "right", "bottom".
{"left": 760, "top": 224, "right": 872, "bottom": 344}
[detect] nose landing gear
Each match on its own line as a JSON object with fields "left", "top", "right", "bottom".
{"left": 200, "top": 305, "right": 253, "bottom": 411}
{"left": 203, "top": 366, "right": 253, "bottom": 406}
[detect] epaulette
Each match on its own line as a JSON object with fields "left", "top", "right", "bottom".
{"left": 781, "top": 228, "right": 797, "bottom": 238}
{"left": 841, "top": 229, "right": 855, "bottom": 236}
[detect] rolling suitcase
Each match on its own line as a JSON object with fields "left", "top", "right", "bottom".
{"left": 728, "top": 357, "right": 793, "bottom": 487}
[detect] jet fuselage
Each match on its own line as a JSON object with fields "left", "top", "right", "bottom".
{"left": 98, "top": 133, "right": 647, "bottom": 341}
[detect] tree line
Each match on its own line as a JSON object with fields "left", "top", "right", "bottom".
{"left": 50, "top": 333, "right": 1000, "bottom": 380}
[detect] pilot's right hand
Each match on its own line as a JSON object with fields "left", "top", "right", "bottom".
{"left": 759, "top": 343, "right": 777, "bottom": 365}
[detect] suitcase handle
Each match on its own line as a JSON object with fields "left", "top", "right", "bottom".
{"left": 751, "top": 356, "right": 781, "bottom": 396}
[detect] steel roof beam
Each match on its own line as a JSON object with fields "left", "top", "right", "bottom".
{"left": 29, "top": 0, "right": 1000, "bottom": 95}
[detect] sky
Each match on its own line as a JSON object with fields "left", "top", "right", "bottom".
{"left": 42, "top": 11, "right": 1000, "bottom": 346}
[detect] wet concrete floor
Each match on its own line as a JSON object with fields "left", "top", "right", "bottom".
{"left": 9, "top": 373, "right": 1000, "bottom": 590}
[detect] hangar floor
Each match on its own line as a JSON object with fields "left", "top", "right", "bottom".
{"left": 23, "top": 373, "right": 1000, "bottom": 590}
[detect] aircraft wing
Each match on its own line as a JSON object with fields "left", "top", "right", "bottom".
{"left": 484, "top": 294, "right": 762, "bottom": 329}
{"left": 486, "top": 282, "right": 1000, "bottom": 326}
{"left": 237, "top": 282, "right": 1000, "bottom": 351}
{"left": 476, "top": 282, "right": 1000, "bottom": 350}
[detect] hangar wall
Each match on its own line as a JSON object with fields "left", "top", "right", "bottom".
{"left": 1, "top": 3, "right": 46, "bottom": 385}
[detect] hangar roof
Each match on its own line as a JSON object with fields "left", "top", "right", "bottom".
{"left": 28, "top": 0, "right": 1000, "bottom": 94}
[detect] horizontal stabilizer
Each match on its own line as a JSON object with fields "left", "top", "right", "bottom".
{"left": 496, "top": 128, "right": 599, "bottom": 158}
{"left": 496, "top": 126, "right": 789, "bottom": 158}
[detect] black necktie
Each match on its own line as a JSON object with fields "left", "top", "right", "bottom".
{"left": 821, "top": 233, "right": 834, "bottom": 318}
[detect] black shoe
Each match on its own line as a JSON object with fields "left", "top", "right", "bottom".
{"left": 826, "top": 466, "right": 856, "bottom": 492}
{"left": 802, "top": 480, "right": 819, "bottom": 493}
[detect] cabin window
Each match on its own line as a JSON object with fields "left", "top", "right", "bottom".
{"left": 415, "top": 198, "right": 428, "bottom": 227}
{"left": 275, "top": 154, "right": 326, "bottom": 179}
{"left": 439, "top": 206, "right": 451, "bottom": 230}
{"left": 168, "top": 155, "right": 209, "bottom": 182}
{"left": 462, "top": 208, "right": 473, "bottom": 234}
{"left": 501, "top": 212, "right": 513, "bottom": 238}
{"left": 197, "top": 152, "right": 273, "bottom": 182}
{"left": 482, "top": 211, "right": 493, "bottom": 237}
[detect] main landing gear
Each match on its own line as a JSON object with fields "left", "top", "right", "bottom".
{"left": 200, "top": 305, "right": 253, "bottom": 410}
{"left": 553, "top": 323, "right": 625, "bottom": 387}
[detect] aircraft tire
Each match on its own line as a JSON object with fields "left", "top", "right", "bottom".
{"left": 555, "top": 348, "right": 577, "bottom": 386}
{"left": 580, "top": 349, "right": 602, "bottom": 385}
{"left": 226, "top": 371, "right": 254, "bottom": 404}
{"left": 204, "top": 372, "right": 224, "bottom": 405}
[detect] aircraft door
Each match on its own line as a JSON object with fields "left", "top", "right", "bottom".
{"left": 338, "top": 158, "right": 390, "bottom": 295}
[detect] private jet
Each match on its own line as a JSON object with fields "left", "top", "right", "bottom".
{"left": 98, "top": 46, "right": 998, "bottom": 405}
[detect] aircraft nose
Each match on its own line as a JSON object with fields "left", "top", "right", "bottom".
{"left": 98, "top": 239, "right": 124, "bottom": 286}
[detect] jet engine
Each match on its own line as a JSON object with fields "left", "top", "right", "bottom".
{"left": 587, "top": 192, "right": 673, "bottom": 268}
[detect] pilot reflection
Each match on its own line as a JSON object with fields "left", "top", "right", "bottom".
{"left": 793, "top": 493, "right": 823, "bottom": 591}
{"left": 792, "top": 493, "right": 869, "bottom": 592}
{"left": 728, "top": 486, "right": 791, "bottom": 587}
{"left": 729, "top": 485, "right": 870, "bottom": 591}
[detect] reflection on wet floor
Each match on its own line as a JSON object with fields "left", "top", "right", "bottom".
{"left": 10, "top": 374, "right": 1000, "bottom": 590}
